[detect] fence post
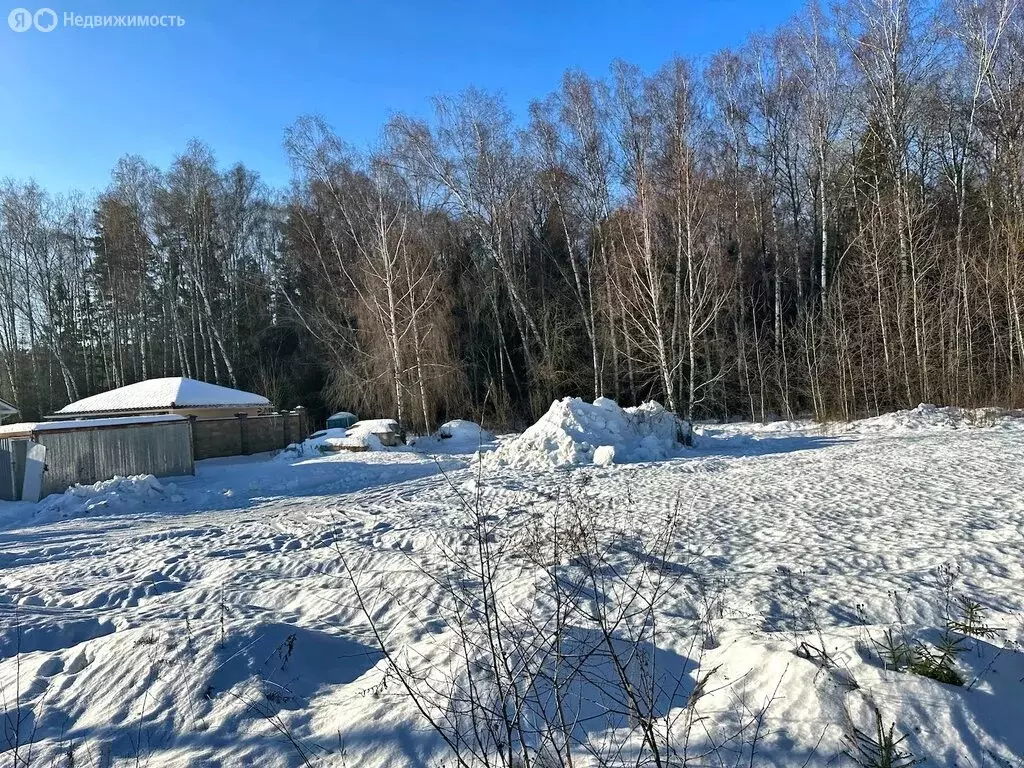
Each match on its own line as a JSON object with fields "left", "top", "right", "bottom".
{"left": 238, "top": 413, "right": 249, "bottom": 455}
{"left": 185, "top": 419, "right": 196, "bottom": 474}
{"left": 189, "top": 415, "right": 199, "bottom": 460}
{"left": 294, "top": 405, "right": 308, "bottom": 441}
{"left": 87, "top": 429, "right": 97, "bottom": 483}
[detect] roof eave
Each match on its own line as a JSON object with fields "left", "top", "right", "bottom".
{"left": 48, "top": 404, "right": 268, "bottom": 419}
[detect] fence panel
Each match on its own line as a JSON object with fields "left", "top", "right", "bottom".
{"left": 90, "top": 421, "right": 194, "bottom": 489}
{"left": 245, "top": 416, "right": 287, "bottom": 454}
{"left": 38, "top": 429, "right": 95, "bottom": 495}
{"left": 37, "top": 420, "right": 194, "bottom": 498}
{"left": 191, "top": 411, "right": 308, "bottom": 460}
{"left": 190, "top": 417, "right": 243, "bottom": 460}
{"left": 0, "top": 438, "right": 12, "bottom": 501}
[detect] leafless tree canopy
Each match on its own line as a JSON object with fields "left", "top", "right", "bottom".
{"left": 4, "top": 0, "right": 1024, "bottom": 426}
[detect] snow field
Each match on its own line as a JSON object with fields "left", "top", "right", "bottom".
{"left": 0, "top": 406, "right": 1021, "bottom": 766}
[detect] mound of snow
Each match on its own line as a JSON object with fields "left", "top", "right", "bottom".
{"left": 37, "top": 474, "right": 173, "bottom": 521}
{"left": 854, "top": 403, "right": 961, "bottom": 432}
{"left": 852, "top": 403, "right": 1024, "bottom": 433}
{"left": 487, "top": 397, "right": 690, "bottom": 469}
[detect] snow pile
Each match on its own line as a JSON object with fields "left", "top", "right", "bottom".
{"left": 487, "top": 397, "right": 690, "bottom": 469}
{"left": 37, "top": 474, "right": 174, "bottom": 520}
{"left": 852, "top": 403, "right": 1023, "bottom": 433}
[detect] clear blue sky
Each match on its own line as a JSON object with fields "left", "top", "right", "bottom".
{"left": 1, "top": 0, "right": 804, "bottom": 195}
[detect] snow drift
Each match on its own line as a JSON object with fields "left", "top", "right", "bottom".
{"left": 36, "top": 474, "right": 177, "bottom": 521}
{"left": 487, "top": 397, "right": 690, "bottom": 469}
{"left": 698, "top": 403, "right": 1024, "bottom": 448}
{"left": 852, "top": 403, "right": 1023, "bottom": 433}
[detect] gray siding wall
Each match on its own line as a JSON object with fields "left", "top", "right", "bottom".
{"left": 37, "top": 421, "right": 194, "bottom": 497}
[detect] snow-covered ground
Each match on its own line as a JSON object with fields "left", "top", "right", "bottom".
{"left": 0, "top": 405, "right": 1022, "bottom": 767}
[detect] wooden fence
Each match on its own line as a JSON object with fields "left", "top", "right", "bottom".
{"left": 0, "top": 409, "right": 309, "bottom": 500}
{"left": 29, "top": 417, "right": 195, "bottom": 498}
{"left": 190, "top": 409, "right": 308, "bottom": 460}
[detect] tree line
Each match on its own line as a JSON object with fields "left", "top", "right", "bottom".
{"left": 3, "top": 0, "right": 1024, "bottom": 430}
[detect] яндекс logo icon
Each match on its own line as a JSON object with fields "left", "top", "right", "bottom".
{"left": 8, "top": 6, "right": 58, "bottom": 31}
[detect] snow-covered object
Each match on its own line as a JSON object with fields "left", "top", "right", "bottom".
{"left": 36, "top": 474, "right": 172, "bottom": 521}
{"left": 438, "top": 419, "right": 493, "bottom": 443}
{"left": 278, "top": 428, "right": 374, "bottom": 455}
{"left": 280, "top": 419, "right": 403, "bottom": 457}
{"left": 593, "top": 445, "right": 616, "bottom": 466}
{"left": 410, "top": 419, "right": 496, "bottom": 455}
{"left": 487, "top": 397, "right": 690, "bottom": 469}
{"left": 347, "top": 419, "right": 402, "bottom": 448}
{"left": 348, "top": 419, "right": 400, "bottom": 436}
{"left": 56, "top": 377, "right": 269, "bottom": 415}
{"left": 326, "top": 411, "right": 358, "bottom": 428}
{"left": 437, "top": 420, "right": 495, "bottom": 451}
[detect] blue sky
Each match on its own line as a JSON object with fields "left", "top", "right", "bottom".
{"left": 1, "top": 0, "right": 804, "bottom": 194}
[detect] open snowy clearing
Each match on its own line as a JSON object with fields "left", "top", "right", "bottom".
{"left": 0, "top": 408, "right": 1022, "bottom": 767}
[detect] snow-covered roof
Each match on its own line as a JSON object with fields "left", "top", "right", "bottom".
{"left": 55, "top": 378, "right": 270, "bottom": 416}
{"left": 0, "top": 415, "right": 186, "bottom": 437}
{"left": 0, "top": 421, "right": 39, "bottom": 437}
{"left": 35, "top": 415, "right": 187, "bottom": 431}
{"left": 0, "top": 397, "right": 17, "bottom": 416}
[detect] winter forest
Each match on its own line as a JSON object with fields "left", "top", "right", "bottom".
{"left": 4, "top": 0, "right": 1024, "bottom": 430}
